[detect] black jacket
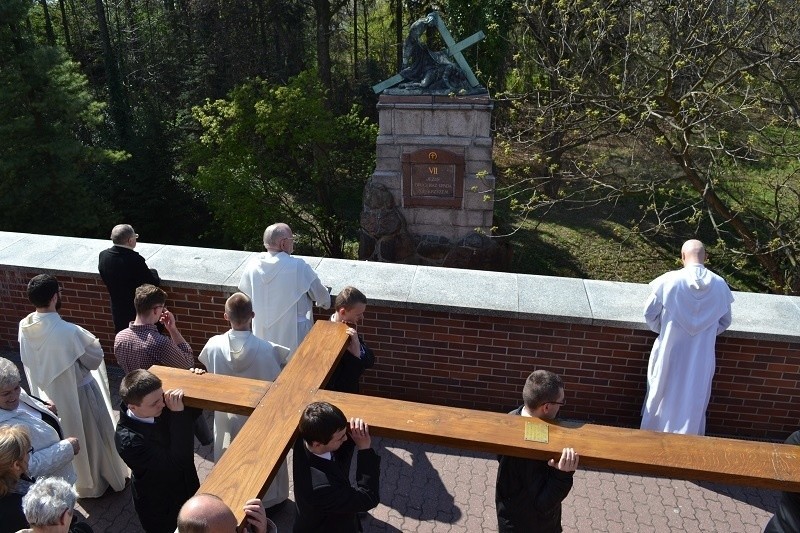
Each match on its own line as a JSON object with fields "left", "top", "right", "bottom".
{"left": 764, "top": 430, "right": 800, "bottom": 533}
{"left": 98, "top": 246, "right": 160, "bottom": 332}
{"left": 326, "top": 335, "right": 375, "bottom": 394}
{"left": 114, "top": 403, "right": 199, "bottom": 533}
{"left": 495, "top": 406, "right": 575, "bottom": 533}
{"left": 292, "top": 437, "right": 381, "bottom": 533}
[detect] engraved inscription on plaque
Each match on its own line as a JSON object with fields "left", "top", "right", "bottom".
{"left": 402, "top": 149, "right": 464, "bottom": 208}
{"left": 411, "top": 164, "right": 455, "bottom": 197}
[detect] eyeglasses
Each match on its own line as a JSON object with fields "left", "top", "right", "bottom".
{"left": 152, "top": 305, "right": 166, "bottom": 312}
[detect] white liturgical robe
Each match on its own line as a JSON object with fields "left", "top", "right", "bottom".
{"left": 640, "top": 264, "right": 734, "bottom": 435}
{"left": 238, "top": 251, "right": 330, "bottom": 358}
{"left": 199, "top": 330, "right": 291, "bottom": 507}
{"left": 19, "top": 312, "right": 129, "bottom": 497}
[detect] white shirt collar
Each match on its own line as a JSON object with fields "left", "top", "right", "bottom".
{"left": 127, "top": 408, "right": 155, "bottom": 424}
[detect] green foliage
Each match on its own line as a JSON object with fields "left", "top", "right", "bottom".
{"left": 189, "top": 71, "right": 377, "bottom": 256}
{"left": 0, "top": 0, "right": 123, "bottom": 235}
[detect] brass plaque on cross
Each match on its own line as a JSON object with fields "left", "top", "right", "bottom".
{"left": 524, "top": 422, "right": 549, "bottom": 443}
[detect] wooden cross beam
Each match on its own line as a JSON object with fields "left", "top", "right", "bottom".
{"left": 371, "top": 12, "right": 485, "bottom": 94}
{"left": 152, "top": 321, "right": 800, "bottom": 527}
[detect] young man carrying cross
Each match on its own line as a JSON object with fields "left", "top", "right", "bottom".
{"left": 292, "top": 402, "right": 381, "bottom": 533}
{"left": 115, "top": 369, "right": 202, "bottom": 533}
{"left": 495, "top": 370, "right": 580, "bottom": 533}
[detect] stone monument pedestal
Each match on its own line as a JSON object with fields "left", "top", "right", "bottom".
{"left": 360, "top": 94, "right": 506, "bottom": 269}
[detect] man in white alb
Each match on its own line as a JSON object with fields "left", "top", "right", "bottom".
{"left": 238, "top": 223, "right": 330, "bottom": 359}
{"left": 640, "top": 239, "right": 734, "bottom": 435}
{"left": 198, "top": 292, "right": 290, "bottom": 509}
{"left": 19, "top": 274, "right": 128, "bottom": 497}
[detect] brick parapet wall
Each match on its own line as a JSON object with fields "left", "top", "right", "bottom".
{"left": 2, "top": 265, "right": 798, "bottom": 442}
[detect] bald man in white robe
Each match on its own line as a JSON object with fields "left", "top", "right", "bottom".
{"left": 238, "top": 223, "right": 330, "bottom": 361}
{"left": 640, "top": 239, "right": 734, "bottom": 435}
{"left": 199, "top": 292, "right": 291, "bottom": 509}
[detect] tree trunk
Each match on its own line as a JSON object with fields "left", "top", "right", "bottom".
{"left": 38, "top": 0, "right": 56, "bottom": 45}
{"left": 352, "top": 0, "right": 358, "bottom": 79}
{"left": 94, "top": 0, "right": 130, "bottom": 143}
{"left": 57, "top": 0, "right": 71, "bottom": 50}
{"left": 314, "top": 0, "right": 333, "bottom": 93}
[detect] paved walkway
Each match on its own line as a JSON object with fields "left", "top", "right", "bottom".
{"left": 11, "top": 359, "right": 780, "bottom": 532}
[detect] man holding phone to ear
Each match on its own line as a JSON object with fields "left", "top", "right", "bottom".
{"left": 113, "top": 284, "right": 195, "bottom": 374}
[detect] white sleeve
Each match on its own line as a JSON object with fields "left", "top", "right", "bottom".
{"left": 29, "top": 440, "right": 75, "bottom": 478}
{"left": 643, "top": 293, "right": 662, "bottom": 333}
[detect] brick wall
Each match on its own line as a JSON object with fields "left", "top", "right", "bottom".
{"left": 2, "top": 267, "right": 797, "bottom": 441}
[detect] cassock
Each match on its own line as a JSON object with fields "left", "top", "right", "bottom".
{"left": 238, "top": 251, "right": 330, "bottom": 358}
{"left": 640, "top": 264, "right": 734, "bottom": 435}
{"left": 198, "top": 330, "right": 290, "bottom": 507}
{"left": 19, "top": 312, "right": 129, "bottom": 497}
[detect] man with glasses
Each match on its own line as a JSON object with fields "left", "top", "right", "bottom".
{"left": 114, "top": 285, "right": 211, "bottom": 446}
{"left": 495, "top": 370, "right": 579, "bottom": 533}
{"left": 238, "top": 223, "right": 330, "bottom": 362}
{"left": 113, "top": 284, "right": 194, "bottom": 374}
{"left": 98, "top": 224, "right": 161, "bottom": 333}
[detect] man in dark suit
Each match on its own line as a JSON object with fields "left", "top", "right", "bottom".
{"left": 115, "top": 369, "right": 200, "bottom": 533}
{"left": 98, "top": 224, "right": 160, "bottom": 332}
{"left": 292, "top": 402, "right": 380, "bottom": 533}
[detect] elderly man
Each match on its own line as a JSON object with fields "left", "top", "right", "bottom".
{"left": 98, "top": 224, "right": 161, "bottom": 333}
{"left": 18, "top": 274, "right": 128, "bottom": 498}
{"left": 238, "top": 223, "right": 330, "bottom": 360}
{"left": 640, "top": 239, "right": 734, "bottom": 435}
{"left": 20, "top": 477, "right": 92, "bottom": 532}
{"left": 177, "top": 494, "right": 271, "bottom": 533}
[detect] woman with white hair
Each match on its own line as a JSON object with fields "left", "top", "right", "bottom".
{"left": 0, "top": 358, "right": 77, "bottom": 485}
{"left": 21, "top": 477, "right": 93, "bottom": 532}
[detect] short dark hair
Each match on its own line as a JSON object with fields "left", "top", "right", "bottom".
{"left": 134, "top": 284, "right": 167, "bottom": 315}
{"left": 299, "top": 402, "right": 347, "bottom": 446}
{"left": 120, "top": 369, "right": 162, "bottom": 406}
{"left": 334, "top": 286, "right": 367, "bottom": 311}
{"left": 522, "top": 370, "right": 564, "bottom": 411}
{"left": 27, "top": 274, "right": 59, "bottom": 308}
{"left": 225, "top": 292, "right": 253, "bottom": 327}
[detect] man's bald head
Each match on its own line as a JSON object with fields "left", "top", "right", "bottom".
{"left": 681, "top": 239, "right": 706, "bottom": 265}
{"left": 263, "top": 223, "right": 294, "bottom": 253}
{"left": 177, "top": 494, "right": 237, "bottom": 533}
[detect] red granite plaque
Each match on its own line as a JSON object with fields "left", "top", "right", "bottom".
{"left": 402, "top": 149, "right": 464, "bottom": 208}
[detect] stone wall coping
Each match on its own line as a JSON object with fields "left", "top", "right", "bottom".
{"left": 2, "top": 231, "right": 798, "bottom": 342}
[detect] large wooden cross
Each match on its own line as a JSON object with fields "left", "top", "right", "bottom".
{"left": 152, "top": 320, "right": 800, "bottom": 527}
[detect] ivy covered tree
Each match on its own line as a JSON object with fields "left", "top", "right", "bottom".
{"left": 0, "top": 0, "right": 124, "bottom": 235}
{"left": 189, "top": 71, "right": 377, "bottom": 256}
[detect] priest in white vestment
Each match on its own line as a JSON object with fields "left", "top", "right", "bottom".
{"left": 18, "top": 274, "right": 128, "bottom": 498}
{"left": 199, "top": 292, "right": 291, "bottom": 509}
{"left": 640, "top": 240, "right": 734, "bottom": 435}
{"left": 238, "top": 223, "right": 330, "bottom": 359}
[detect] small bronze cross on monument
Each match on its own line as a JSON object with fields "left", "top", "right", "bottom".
{"left": 372, "top": 12, "right": 486, "bottom": 94}
{"left": 153, "top": 321, "right": 800, "bottom": 528}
